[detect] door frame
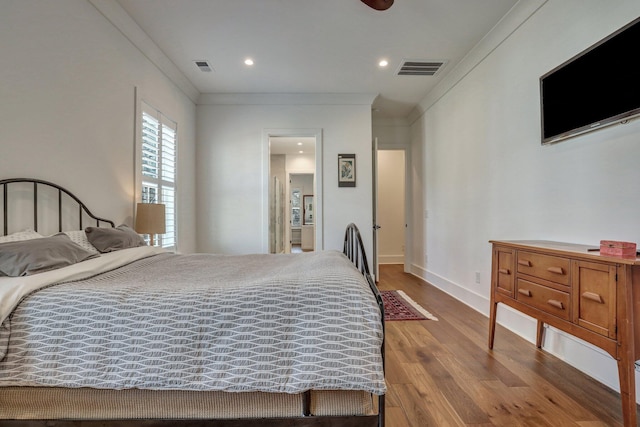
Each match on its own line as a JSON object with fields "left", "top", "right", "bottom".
{"left": 374, "top": 142, "right": 411, "bottom": 274}
{"left": 372, "top": 138, "right": 379, "bottom": 280}
{"left": 263, "top": 128, "right": 323, "bottom": 254}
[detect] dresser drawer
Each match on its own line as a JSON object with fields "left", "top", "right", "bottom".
{"left": 516, "top": 278, "right": 570, "bottom": 320}
{"left": 517, "top": 251, "right": 570, "bottom": 286}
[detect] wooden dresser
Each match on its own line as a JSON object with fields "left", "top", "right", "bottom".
{"left": 488, "top": 240, "right": 640, "bottom": 426}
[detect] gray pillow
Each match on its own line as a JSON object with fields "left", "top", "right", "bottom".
{"left": 85, "top": 224, "right": 146, "bottom": 253}
{"left": 0, "top": 233, "right": 98, "bottom": 277}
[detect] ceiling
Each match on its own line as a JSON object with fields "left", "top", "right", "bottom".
{"left": 116, "top": 0, "right": 518, "bottom": 119}
{"left": 270, "top": 137, "right": 316, "bottom": 156}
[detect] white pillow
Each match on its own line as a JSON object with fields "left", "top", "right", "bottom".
{"left": 0, "top": 229, "right": 44, "bottom": 244}
{"left": 62, "top": 230, "right": 100, "bottom": 255}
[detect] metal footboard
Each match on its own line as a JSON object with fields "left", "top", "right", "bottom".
{"left": 343, "top": 223, "right": 385, "bottom": 427}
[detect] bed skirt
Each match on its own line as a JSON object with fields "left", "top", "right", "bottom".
{"left": 0, "top": 387, "right": 376, "bottom": 420}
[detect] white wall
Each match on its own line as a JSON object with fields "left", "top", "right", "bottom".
{"left": 196, "top": 94, "right": 374, "bottom": 258}
{"left": 373, "top": 118, "right": 411, "bottom": 150}
{"left": 286, "top": 153, "right": 316, "bottom": 173}
{"left": 410, "top": 0, "right": 640, "bottom": 397}
{"left": 291, "top": 174, "right": 315, "bottom": 201}
{"left": 0, "top": 0, "right": 197, "bottom": 252}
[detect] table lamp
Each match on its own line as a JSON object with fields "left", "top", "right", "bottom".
{"left": 135, "top": 203, "right": 165, "bottom": 246}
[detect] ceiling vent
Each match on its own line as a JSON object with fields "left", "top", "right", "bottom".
{"left": 194, "top": 60, "right": 213, "bottom": 72}
{"left": 397, "top": 60, "right": 446, "bottom": 76}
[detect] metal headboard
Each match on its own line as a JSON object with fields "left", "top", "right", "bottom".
{"left": 0, "top": 178, "right": 115, "bottom": 236}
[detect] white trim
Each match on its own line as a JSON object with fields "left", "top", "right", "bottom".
{"left": 198, "top": 93, "right": 377, "bottom": 106}
{"left": 379, "top": 255, "right": 405, "bottom": 264}
{"left": 407, "top": 0, "right": 548, "bottom": 124}
{"left": 134, "top": 87, "right": 143, "bottom": 212}
{"left": 372, "top": 137, "right": 379, "bottom": 280}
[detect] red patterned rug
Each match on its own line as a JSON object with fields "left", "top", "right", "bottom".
{"left": 381, "top": 290, "right": 438, "bottom": 321}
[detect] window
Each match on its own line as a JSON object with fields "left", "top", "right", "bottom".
{"left": 291, "top": 188, "right": 301, "bottom": 227}
{"left": 139, "top": 101, "right": 177, "bottom": 249}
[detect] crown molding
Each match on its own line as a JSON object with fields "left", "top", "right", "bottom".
{"left": 407, "top": 0, "right": 548, "bottom": 124}
{"left": 197, "top": 93, "right": 378, "bottom": 106}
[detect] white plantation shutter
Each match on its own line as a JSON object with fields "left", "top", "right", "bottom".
{"left": 140, "top": 101, "right": 177, "bottom": 249}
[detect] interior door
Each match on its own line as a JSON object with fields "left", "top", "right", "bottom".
{"left": 372, "top": 138, "right": 380, "bottom": 281}
{"left": 273, "top": 176, "right": 284, "bottom": 253}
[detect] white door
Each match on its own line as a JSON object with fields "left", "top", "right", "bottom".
{"left": 273, "top": 176, "right": 284, "bottom": 253}
{"left": 372, "top": 138, "right": 380, "bottom": 280}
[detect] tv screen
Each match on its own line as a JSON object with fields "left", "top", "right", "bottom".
{"left": 540, "top": 17, "right": 640, "bottom": 144}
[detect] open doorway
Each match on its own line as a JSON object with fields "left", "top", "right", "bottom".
{"left": 289, "top": 173, "right": 315, "bottom": 253}
{"left": 375, "top": 149, "right": 407, "bottom": 269}
{"left": 267, "top": 130, "right": 322, "bottom": 254}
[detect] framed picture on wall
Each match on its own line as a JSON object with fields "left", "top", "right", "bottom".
{"left": 338, "top": 154, "right": 356, "bottom": 187}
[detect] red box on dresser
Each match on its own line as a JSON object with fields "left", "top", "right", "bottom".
{"left": 599, "top": 240, "right": 637, "bottom": 258}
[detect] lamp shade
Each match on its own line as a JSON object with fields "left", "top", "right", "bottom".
{"left": 135, "top": 203, "right": 166, "bottom": 235}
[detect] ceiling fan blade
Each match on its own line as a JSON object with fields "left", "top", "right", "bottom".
{"left": 361, "top": 0, "right": 394, "bottom": 11}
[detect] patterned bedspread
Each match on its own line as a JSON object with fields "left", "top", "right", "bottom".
{"left": 0, "top": 250, "right": 385, "bottom": 395}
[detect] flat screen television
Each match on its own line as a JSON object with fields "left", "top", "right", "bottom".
{"left": 540, "top": 17, "right": 640, "bottom": 145}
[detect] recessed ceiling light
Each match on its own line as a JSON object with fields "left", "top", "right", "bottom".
{"left": 378, "top": 59, "right": 389, "bottom": 67}
{"left": 297, "top": 142, "right": 303, "bottom": 146}
{"left": 244, "top": 58, "right": 254, "bottom": 66}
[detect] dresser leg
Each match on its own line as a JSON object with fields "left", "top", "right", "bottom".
{"left": 617, "top": 356, "right": 637, "bottom": 427}
{"left": 536, "top": 320, "right": 544, "bottom": 348}
{"left": 489, "top": 299, "right": 497, "bottom": 349}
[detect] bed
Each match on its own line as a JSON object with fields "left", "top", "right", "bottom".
{"left": 0, "top": 178, "right": 385, "bottom": 427}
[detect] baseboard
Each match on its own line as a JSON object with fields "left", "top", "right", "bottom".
{"left": 408, "top": 262, "right": 640, "bottom": 401}
{"left": 379, "top": 254, "right": 404, "bottom": 264}
{"left": 409, "top": 264, "right": 487, "bottom": 315}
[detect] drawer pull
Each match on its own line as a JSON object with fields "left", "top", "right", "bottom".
{"left": 498, "top": 268, "right": 510, "bottom": 275}
{"left": 547, "top": 299, "right": 564, "bottom": 310}
{"left": 547, "top": 266, "right": 564, "bottom": 275}
{"left": 518, "top": 289, "right": 532, "bottom": 297}
{"left": 582, "top": 292, "right": 604, "bottom": 304}
{"left": 518, "top": 260, "right": 532, "bottom": 267}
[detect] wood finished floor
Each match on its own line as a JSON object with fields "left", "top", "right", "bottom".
{"left": 378, "top": 264, "right": 637, "bottom": 427}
